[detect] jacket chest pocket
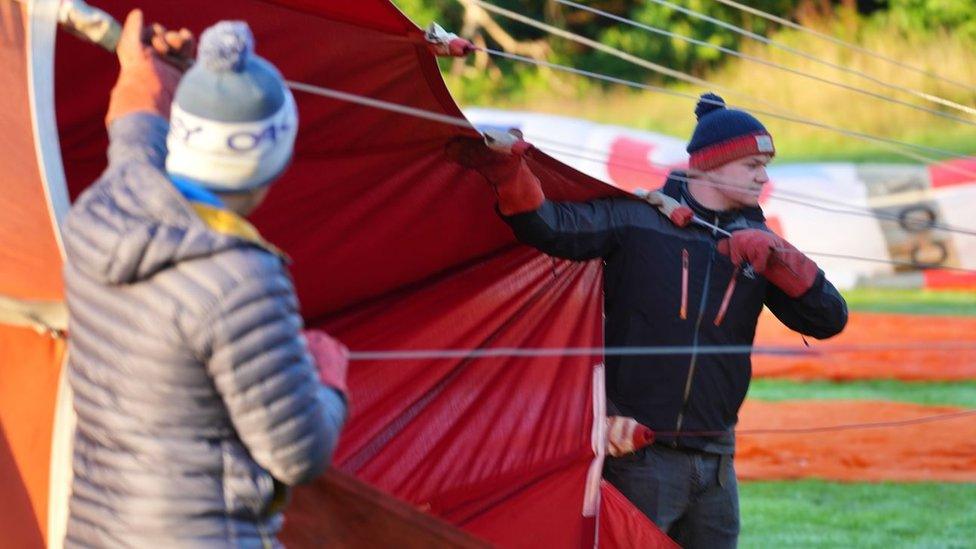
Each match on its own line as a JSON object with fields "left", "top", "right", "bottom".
{"left": 676, "top": 245, "right": 713, "bottom": 323}
{"left": 713, "top": 265, "right": 739, "bottom": 327}
{"left": 677, "top": 245, "right": 763, "bottom": 327}
{"left": 710, "top": 258, "right": 766, "bottom": 329}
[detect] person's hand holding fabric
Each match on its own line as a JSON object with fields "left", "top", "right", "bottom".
{"left": 641, "top": 190, "right": 694, "bottom": 228}
{"left": 606, "top": 416, "right": 654, "bottom": 457}
{"left": 303, "top": 329, "right": 349, "bottom": 395}
{"left": 717, "top": 229, "right": 818, "bottom": 298}
{"left": 106, "top": 10, "right": 190, "bottom": 125}
{"left": 446, "top": 129, "right": 544, "bottom": 215}
{"left": 146, "top": 22, "right": 195, "bottom": 67}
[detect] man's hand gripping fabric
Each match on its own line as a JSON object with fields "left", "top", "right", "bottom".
{"left": 639, "top": 190, "right": 694, "bottom": 228}
{"left": 606, "top": 416, "right": 654, "bottom": 457}
{"left": 717, "top": 229, "right": 818, "bottom": 298}
{"left": 303, "top": 329, "right": 349, "bottom": 396}
{"left": 446, "top": 129, "right": 544, "bottom": 215}
{"left": 106, "top": 10, "right": 194, "bottom": 125}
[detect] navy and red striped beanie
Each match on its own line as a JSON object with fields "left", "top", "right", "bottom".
{"left": 686, "top": 93, "right": 775, "bottom": 171}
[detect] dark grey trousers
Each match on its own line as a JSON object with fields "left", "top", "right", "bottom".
{"left": 603, "top": 444, "right": 739, "bottom": 549}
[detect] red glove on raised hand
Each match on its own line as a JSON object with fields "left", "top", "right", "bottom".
{"left": 717, "top": 229, "right": 819, "bottom": 298}
{"left": 303, "top": 329, "right": 349, "bottom": 395}
{"left": 105, "top": 10, "right": 189, "bottom": 126}
{"left": 445, "top": 129, "right": 544, "bottom": 215}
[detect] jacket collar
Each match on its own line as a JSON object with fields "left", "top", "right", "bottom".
{"left": 663, "top": 171, "right": 765, "bottom": 225}
{"left": 170, "top": 173, "right": 288, "bottom": 262}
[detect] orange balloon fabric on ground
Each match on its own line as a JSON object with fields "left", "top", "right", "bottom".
{"left": 753, "top": 311, "right": 976, "bottom": 380}
{"left": 735, "top": 400, "right": 976, "bottom": 482}
{"left": 0, "top": 324, "right": 66, "bottom": 547}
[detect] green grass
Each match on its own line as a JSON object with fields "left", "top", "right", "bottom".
{"left": 740, "top": 480, "right": 976, "bottom": 548}
{"left": 743, "top": 290, "right": 976, "bottom": 547}
{"left": 841, "top": 288, "right": 976, "bottom": 316}
{"left": 748, "top": 379, "right": 976, "bottom": 408}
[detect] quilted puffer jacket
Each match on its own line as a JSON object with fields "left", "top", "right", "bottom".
{"left": 62, "top": 113, "right": 346, "bottom": 547}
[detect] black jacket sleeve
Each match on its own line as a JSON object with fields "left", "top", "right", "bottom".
{"left": 501, "top": 198, "right": 633, "bottom": 261}
{"left": 765, "top": 270, "right": 848, "bottom": 339}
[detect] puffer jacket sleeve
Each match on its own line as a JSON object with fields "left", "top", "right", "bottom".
{"left": 194, "top": 252, "right": 347, "bottom": 486}
{"left": 106, "top": 112, "right": 170, "bottom": 171}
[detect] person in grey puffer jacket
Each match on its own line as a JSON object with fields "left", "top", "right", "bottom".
{"left": 62, "top": 12, "right": 347, "bottom": 547}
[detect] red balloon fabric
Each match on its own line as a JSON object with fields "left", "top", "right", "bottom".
{"left": 52, "top": 1, "right": 656, "bottom": 546}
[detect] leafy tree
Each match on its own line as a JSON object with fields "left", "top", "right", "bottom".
{"left": 392, "top": 0, "right": 976, "bottom": 98}
{"left": 885, "top": 0, "right": 976, "bottom": 39}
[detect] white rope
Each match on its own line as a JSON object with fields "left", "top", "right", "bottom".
{"left": 482, "top": 47, "right": 976, "bottom": 180}
{"left": 347, "top": 341, "right": 976, "bottom": 361}
{"left": 709, "top": 0, "right": 976, "bottom": 95}
{"left": 468, "top": 6, "right": 976, "bottom": 168}
{"left": 469, "top": 0, "right": 780, "bottom": 112}
{"left": 557, "top": 0, "right": 976, "bottom": 124}
{"left": 526, "top": 135, "right": 976, "bottom": 236}
{"left": 522, "top": 142, "right": 976, "bottom": 269}
{"left": 783, "top": 249, "right": 976, "bottom": 275}
{"left": 530, "top": 138, "right": 976, "bottom": 238}
{"left": 285, "top": 80, "right": 475, "bottom": 131}
{"left": 284, "top": 79, "right": 976, "bottom": 246}
{"left": 644, "top": 0, "right": 976, "bottom": 119}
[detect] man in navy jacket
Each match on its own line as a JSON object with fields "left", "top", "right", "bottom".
{"left": 454, "top": 93, "right": 847, "bottom": 548}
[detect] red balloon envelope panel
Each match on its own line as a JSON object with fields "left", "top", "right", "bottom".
{"left": 0, "top": 0, "right": 680, "bottom": 546}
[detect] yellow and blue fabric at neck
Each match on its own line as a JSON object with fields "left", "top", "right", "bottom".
{"left": 170, "top": 175, "right": 226, "bottom": 209}
{"left": 170, "top": 175, "right": 288, "bottom": 261}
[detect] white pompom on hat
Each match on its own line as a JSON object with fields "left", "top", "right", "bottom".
{"left": 166, "top": 21, "right": 298, "bottom": 192}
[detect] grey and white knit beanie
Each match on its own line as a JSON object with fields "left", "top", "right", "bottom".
{"left": 166, "top": 21, "right": 298, "bottom": 192}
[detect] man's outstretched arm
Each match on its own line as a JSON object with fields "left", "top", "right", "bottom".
{"left": 449, "top": 131, "right": 634, "bottom": 261}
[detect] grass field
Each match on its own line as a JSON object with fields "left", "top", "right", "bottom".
{"left": 841, "top": 288, "right": 976, "bottom": 316}
{"left": 739, "top": 288, "right": 975, "bottom": 547}
{"left": 740, "top": 481, "right": 976, "bottom": 549}
{"left": 748, "top": 379, "right": 976, "bottom": 408}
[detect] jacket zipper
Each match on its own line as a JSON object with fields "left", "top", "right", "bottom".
{"left": 674, "top": 215, "right": 725, "bottom": 441}
{"left": 674, "top": 241, "right": 716, "bottom": 439}
{"left": 680, "top": 249, "right": 689, "bottom": 320}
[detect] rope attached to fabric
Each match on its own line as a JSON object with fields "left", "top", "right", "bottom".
{"left": 527, "top": 137, "right": 976, "bottom": 239}
{"left": 285, "top": 79, "right": 976, "bottom": 276}
{"left": 478, "top": 47, "right": 976, "bottom": 177}
{"left": 652, "top": 408, "right": 976, "bottom": 438}
{"left": 708, "top": 0, "right": 976, "bottom": 95}
{"left": 346, "top": 341, "right": 976, "bottom": 362}
{"left": 557, "top": 0, "right": 976, "bottom": 122}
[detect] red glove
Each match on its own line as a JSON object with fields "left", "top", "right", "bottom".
{"left": 606, "top": 416, "right": 654, "bottom": 457}
{"left": 424, "top": 23, "right": 476, "bottom": 57}
{"left": 641, "top": 190, "right": 693, "bottom": 228}
{"left": 106, "top": 10, "right": 189, "bottom": 126}
{"left": 303, "top": 329, "right": 349, "bottom": 395}
{"left": 717, "top": 229, "right": 818, "bottom": 298}
{"left": 445, "top": 130, "right": 544, "bottom": 216}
